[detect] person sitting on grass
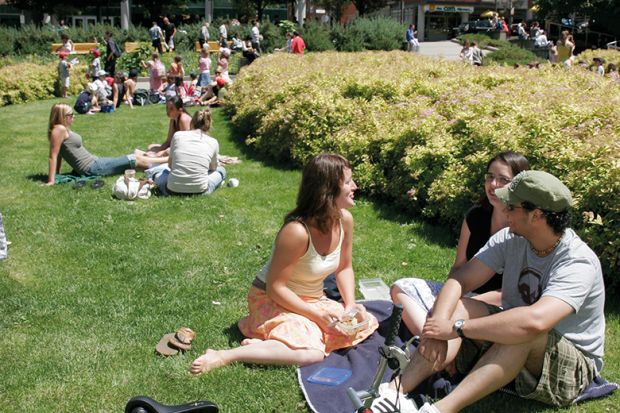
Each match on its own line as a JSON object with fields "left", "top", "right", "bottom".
{"left": 391, "top": 151, "right": 529, "bottom": 337}
{"left": 139, "top": 96, "right": 191, "bottom": 158}
{"left": 153, "top": 108, "right": 226, "bottom": 196}
{"left": 46, "top": 103, "right": 166, "bottom": 185}
{"left": 374, "top": 170, "right": 606, "bottom": 413}
{"left": 199, "top": 77, "right": 229, "bottom": 107}
{"left": 190, "top": 153, "right": 379, "bottom": 375}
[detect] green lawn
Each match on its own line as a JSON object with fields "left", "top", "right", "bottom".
{"left": 0, "top": 100, "right": 618, "bottom": 412}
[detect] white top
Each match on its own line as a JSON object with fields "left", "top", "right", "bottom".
{"left": 167, "top": 129, "right": 220, "bottom": 194}
{"left": 256, "top": 221, "right": 344, "bottom": 298}
{"left": 251, "top": 26, "right": 260, "bottom": 43}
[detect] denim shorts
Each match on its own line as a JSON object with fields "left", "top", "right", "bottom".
{"left": 88, "top": 155, "right": 136, "bottom": 176}
{"left": 198, "top": 72, "right": 211, "bottom": 87}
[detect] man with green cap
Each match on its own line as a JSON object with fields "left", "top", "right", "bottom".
{"left": 372, "top": 171, "right": 606, "bottom": 413}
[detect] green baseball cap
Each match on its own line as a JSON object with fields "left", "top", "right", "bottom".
{"left": 495, "top": 170, "right": 572, "bottom": 212}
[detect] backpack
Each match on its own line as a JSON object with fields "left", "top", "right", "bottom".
{"left": 149, "top": 91, "right": 163, "bottom": 104}
{"left": 74, "top": 91, "right": 92, "bottom": 114}
{"left": 111, "top": 41, "right": 122, "bottom": 58}
{"left": 133, "top": 88, "right": 149, "bottom": 106}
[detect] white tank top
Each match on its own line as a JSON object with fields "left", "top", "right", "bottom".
{"left": 255, "top": 220, "right": 344, "bottom": 298}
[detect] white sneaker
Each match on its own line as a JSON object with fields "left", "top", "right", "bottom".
{"left": 418, "top": 402, "right": 441, "bottom": 413}
{"left": 371, "top": 383, "right": 418, "bottom": 413}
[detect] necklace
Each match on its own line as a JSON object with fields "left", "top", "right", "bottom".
{"left": 531, "top": 236, "right": 562, "bottom": 257}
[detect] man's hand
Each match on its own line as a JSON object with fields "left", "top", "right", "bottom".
{"left": 418, "top": 337, "right": 448, "bottom": 370}
{"left": 422, "top": 317, "right": 457, "bottom": 341}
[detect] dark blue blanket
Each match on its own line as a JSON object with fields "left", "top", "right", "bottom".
{"left": 298, "top": 301, "right": 617, "bottom": 413}
{"left": 298, "top": 300, "right": 407, "bottom": 413}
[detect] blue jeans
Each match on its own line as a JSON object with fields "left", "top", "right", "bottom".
{"left": 155, "top": 166, "right": 226, "bottom": 196}
{"left": 88, "top": 155, "right": 136, "bottom": 176}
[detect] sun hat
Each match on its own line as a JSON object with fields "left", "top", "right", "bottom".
{"left": 96, "top": 69, "right": 107, "bottom": 77}
{"left": 495, "top": 170, "right": 572, "bottom": 212}
{"left": 91, "top": 49, "right": 101, "bottom": 57}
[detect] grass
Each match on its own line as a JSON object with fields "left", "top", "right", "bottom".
{"left": 0, "top": 99, "right": 618, "bottom": 412}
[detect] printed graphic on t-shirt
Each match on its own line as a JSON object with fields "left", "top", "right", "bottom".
{"left": 518, "top": 266, "right": 543, "bottom": 304}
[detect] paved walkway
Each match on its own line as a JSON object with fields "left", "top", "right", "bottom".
{"left": 415, "top": 40, "right": 464, "bottom": 61}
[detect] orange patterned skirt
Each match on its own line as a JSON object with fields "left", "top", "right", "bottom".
{"left": 238, "top": 286, "right": 379, "bottom": 355}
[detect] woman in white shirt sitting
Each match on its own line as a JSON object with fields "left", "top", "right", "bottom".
{"left": 154, "top": 108, "right": 226, "bottom": 196}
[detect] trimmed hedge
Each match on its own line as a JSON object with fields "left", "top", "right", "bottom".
{"left": 226, "top": 51, "right": 620, "bottom": 289}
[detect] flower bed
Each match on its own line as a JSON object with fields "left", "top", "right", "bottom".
{"left": 227, "top": 51, "right": 620, "bottom": 288}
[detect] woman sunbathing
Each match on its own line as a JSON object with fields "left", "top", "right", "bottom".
{"left": 46, "top": 103, "right": 165, "bottom": 185}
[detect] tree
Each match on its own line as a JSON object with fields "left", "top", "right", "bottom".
{"left": 350, "top": 0, "right": 386, "bottom": 16}
{"left": 534, "top": 0, "right": 620, "bottom": 37}
{"left": 316, "top": 0, "right": 349, "bottom": 23}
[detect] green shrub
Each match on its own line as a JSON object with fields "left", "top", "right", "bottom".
{"left": 301, "top": 21, "right": 335, "bottom": 52}
{"left": 227, "top": 51, "right": 620, "bottom": 290}
{"left": 457, "top": 33, "right": 511, "bottom": 49}
{"left": 485, "top": 44, "right": 543, "bottom": 66}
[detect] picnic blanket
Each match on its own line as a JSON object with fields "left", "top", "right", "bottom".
{"left": 298, "top": 301, "right": 617, "bottom": 413}
{"left": 298, "top": 300, "right": 407, "bottom": 413}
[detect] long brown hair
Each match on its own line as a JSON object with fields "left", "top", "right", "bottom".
{"left": 285, "top": 153, "right": 351, "bottom": 233}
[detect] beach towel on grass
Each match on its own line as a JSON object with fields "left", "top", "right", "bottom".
{"left": 54, "top": 174, "right": 100, "bottom": 184}
{"left": 298, "top": 301, "right": 617, "bottom": 413}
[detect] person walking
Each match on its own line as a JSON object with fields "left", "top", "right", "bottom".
{"left": 163, "top": 17, "right": 176, "bottom": 52}
{"left": 104, "top": 31, "right": 120, "bottom": 75}
{"left": 149, "top": 21, "right": 165, "bottom": 54}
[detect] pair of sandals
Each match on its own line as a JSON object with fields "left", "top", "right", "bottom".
{"left": 155, "top": 327, "right": 196, "bottom": 356}
{"left": 74, "top": 179, "right": 105, "bottom": 190}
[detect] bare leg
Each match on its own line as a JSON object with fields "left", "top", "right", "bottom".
{"left": 190, "top": 339, "right": 324, "bottom": 375}
{"left": 397, "top": 297, "right": 493, "bottom": 393}
{"left": 391, "top": 285, "right": 427, "bottom": 337}
{"left": 434, "top": 334, "right": 548, "bottom": 413}
{"left": 135, "top": 155, "right": 167, "bottom": 169}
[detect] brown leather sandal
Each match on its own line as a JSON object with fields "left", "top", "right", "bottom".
{"left": 155, "top": 327, "right": 196, "bottom": 356}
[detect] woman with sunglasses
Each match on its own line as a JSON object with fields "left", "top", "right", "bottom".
{"left": 391, "top": 151, "right": 530, "bottom": 336}
{"left": 46, "top": 103, "right": 165, "bottom": 185}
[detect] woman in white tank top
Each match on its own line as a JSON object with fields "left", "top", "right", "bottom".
{"left": 191, "top": 153, "right": 379, "bottom": 374}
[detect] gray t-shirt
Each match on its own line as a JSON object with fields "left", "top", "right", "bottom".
{"left": 475, "top": 228, "right": 605, "bottom": 372}
{"left": 60, "top": 131, "right": 96, "bottom": 175}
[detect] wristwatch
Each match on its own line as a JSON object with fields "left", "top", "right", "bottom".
{"left": 453, "top": 319, "right": 466, "bottom": 338}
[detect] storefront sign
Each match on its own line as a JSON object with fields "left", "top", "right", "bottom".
{"left": 425, "top": 5, "right": 475, "bottom": 13}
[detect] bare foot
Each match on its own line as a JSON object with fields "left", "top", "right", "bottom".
{"left": 240, "top": 338, "right": 262, "bottom": 346}
{"left": 190, "top": 349, "right": 226, "bottom": 375}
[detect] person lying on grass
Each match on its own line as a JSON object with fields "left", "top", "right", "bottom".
{"left": 191, "top": 153, "right": 379, "bottom": 374}
{"left": 46, "top": 103, "right": 166, "bottom": 185}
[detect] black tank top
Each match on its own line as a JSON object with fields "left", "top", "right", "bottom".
{"left": 465, "top": 205, "right": 502, "bottom": 293}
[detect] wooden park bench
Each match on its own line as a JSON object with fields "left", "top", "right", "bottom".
{"left": 124, "top": 42, "right": 142, "bottom": 53}
{"left": 194, "top": 40, "right": 224, "bottom": 54}
{"left": 51, "top": 42, "right": 98, "bottom": 54}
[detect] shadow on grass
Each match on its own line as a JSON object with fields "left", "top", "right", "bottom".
{"left": 27, "top": 173, "right": 48, "bottom": 183}
{"left": 368, "top": 196, "right": 455, "bottom": 249}
{"left": 223, "top": 323, "right": 246, "bottom": 347}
